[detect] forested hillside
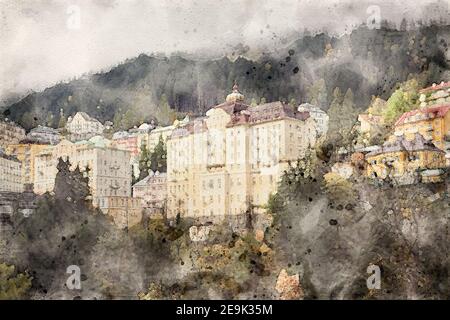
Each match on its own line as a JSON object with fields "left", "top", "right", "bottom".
{"left": 2, "top": 23, "right": 450, "bottom": 130}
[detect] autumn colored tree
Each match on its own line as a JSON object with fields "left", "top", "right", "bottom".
{"left": 323, "top": 172, "right": 357, "bottom": 205}
{"left": 0, "top": 263, "right": 32, "bottom": 300}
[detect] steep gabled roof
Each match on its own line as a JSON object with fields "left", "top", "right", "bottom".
{"left": 68, "top": 112, "right": 102, "bottom": 125}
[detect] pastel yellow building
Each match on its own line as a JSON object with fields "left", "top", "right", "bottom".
{"left": 394, "top": 105, "right": 450, "bottom": 154}
{"left": 166, "top": 84, "right": 318, "bottom": 222}
{"left": 418, "top": 81, "right": 450, "bottom": 108}
{"left": 366, "top": 133, "right": 446, "bottom": 185}
{"left": 6, "top": 142, "right": 48, "bottom": 186}
{"left": 97, "top": 196, "right": 142, "bottom": 229}
{"left": 0, "top": 120, "right": 26, "bottom": 149}
{"left": 0, "top": 149, "right": 23, "bottom": 193}
{"left": 34, "top": 137, "right": 132, "bottom": 203}
{"left": 147, "top": 116, "right": 189, "bottom": 152}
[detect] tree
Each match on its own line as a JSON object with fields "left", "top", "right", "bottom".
{"left": 327, "top": 87, "right": 344, "bottom": 135}
{"left": 306, "top": 79, "right": 327, "bottom": 108}
{"left": 138, "top": 143, "right": 152, "bottom": 181}
{"left": 21, "top": 111, "right": 36, "bottom": 129}
{"left": 156, "top": 94, "right": 177, "bottom": 126}
{"left": 327, "top": 87, "right": 358, "bottom": 141}
{"left": 267, "top": 193, "right": 285, "bottom": 215}
{"left": 0, "top": 263, "right": 32, "bottom": 299}
{"left": 323, "top": 172, "right": 357, "bottom": 205}
{"left": 383, "top": 79, "right": 419, "bottom": 124}
{"left": 58, "top": 117, "right": 67, "bottom": 129}
{"left": 149, "top": 135, "right": 167, "bottom": 173}
{"left": 288, "top": 98, "right": 297, "bottom": 109}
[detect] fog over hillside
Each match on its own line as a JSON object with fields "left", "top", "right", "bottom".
{"left": 2, "top": 23, "right": 450, "bottom": 131}
{"left": 1, "top": 0, "right": 450, "bottom": 105}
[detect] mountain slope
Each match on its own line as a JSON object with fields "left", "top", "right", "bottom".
{"left": 3, "top": 24, "right": 450, "bottom": 131}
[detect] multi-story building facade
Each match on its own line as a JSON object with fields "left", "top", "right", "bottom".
{"left": 166, "top": 84, "right": 318, "bottom": 221}
{"left": 129, "top": 122, "right": 155, "bottom": 149}
{"left": 112, "top": 133, "right": 139, "bottom": 158}
{"left": 66, "top": 112, "right": 104, "bottom": 141}
{"left": 132, "top": 171, "right": 167, "bottom": 215}
{"left": 6, "top": 142, "right": 49, "bottom": 187}
{"left": 34, "top": 138, "right": 132, "bottom": 203}
{"left": 0, "top": 120, "right": 26, "bottom": 149}
{"left": 0, "top": 149, "right": 23, "bottom": 193}
{"left": 394, "top": 105, "right": 450, "bottom": 165}
{"left": 97, "top": 196, "right": 142, "bottom": 229}
{"left": 147, "top": 116, "right": 189, "bottom": 152}
{"left": 297, "top": 103, "right": 329, "bottom": 137}
{"left": 366, "top": 133, "right": 446, "bottom": 185}
{"left": 418, "top": 81, "right": 450, "bottom": 108}
{"left": 27, "top": 125, "right": 60, "bottom": 145}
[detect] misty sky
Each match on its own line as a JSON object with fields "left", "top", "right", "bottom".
{"left": 1, "top": 0, "right": 450, "bottom": 103}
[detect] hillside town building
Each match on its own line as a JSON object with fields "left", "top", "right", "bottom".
{"left": 6, "top": 142, "right": 49, "bottom": 187}
{"left": 394, "top": 105, "right": 450, "bottom": 165}
{"left": 418, "top": 81, "right": 450, "bottom": 108}
{"left": 27, "top": 125, "right": 60, "bottom": 145}
{"left": 66, "top": 112, "right": 104, "bottom": 141}
{"left": 166, "top": 84, "right": 318, "bottom": 222}
{"left": 0, "top": 148, "right": 23, "bottom": 193}
{"left": 358, "top": 113, "right": 383, "bottom": 135}
{"left": 297, "top": 103, "right": 329, "bottom": 137}
{"left": 0, "top": 119, "right": 26, "bottom": 149}
{"left": 34, "top": 137, "right": 132, "bottom": 203}
{"left": 147, "top": 116, "right": 189, "bottom": 152}
{"left": 366, "top": 133, "right": 446, "bottom": 185}
{"left": 132, "top": 171, "right": 167, "bottom": 216}
{"left": 97, "top": 196, "right": 142, "bottom": 229}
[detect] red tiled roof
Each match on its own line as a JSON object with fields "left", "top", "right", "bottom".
{"left": 394, "top": 105, "right": 450, "bottom": 126}
{"left": 419, "top": 82, "right": 450, "bottom": 93}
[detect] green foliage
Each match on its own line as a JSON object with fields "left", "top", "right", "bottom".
{"left": 328, "top": 88, "right": 358, "bottom": 138}
{"left": 138, "top": 143, "right": 152, "bottom": 181}
{"left": 0, "top": 263, "right": 32, "bottom": 300}
{"left": 266, "top": 193, "right": 285, "bottom": 215}
{"left": 307, "top": 78, "right": 327, "bottom": 108}
{"left": 156, "top": 94, "right": 177, "bottom": 126}
{"left": 113, "top": 107, "right": 145, "bottom": 131}
{"left": 288, "top": 98, "right": 297, "bottom": 108}
{"left": 383, "top": 79, "right": 419, "bottom": 124}
{"left": 278, "top": 151, "right": 318, "bottom": 201}
{"left": 323, "top": 172, "right": 357, "bottom": 205}
{"left": 149, "top": 135, "right": 167, "bottom": 173}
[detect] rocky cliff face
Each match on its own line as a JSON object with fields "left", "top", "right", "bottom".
{"left": 270, "top": 174, "right": 449, "bottom": 299}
